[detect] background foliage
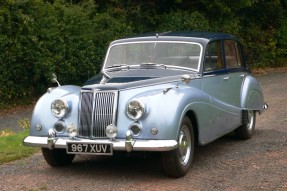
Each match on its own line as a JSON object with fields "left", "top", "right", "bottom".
{"left": 0, "top": 0, "right": 286, "bottom": 106}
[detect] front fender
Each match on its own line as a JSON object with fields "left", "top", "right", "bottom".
{"left": 141, "top": 86, "right": 210, "bottom": 140}
{"left": 30, "top": 85, "right": 81, "bottom": 136}
{"left": 116, "top": 80, "right": 209, "bottom": 141}
{"left": 241, "top": 75, "right": 265, "bottom": 112}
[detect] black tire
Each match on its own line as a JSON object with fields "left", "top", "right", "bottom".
{"left": 41, "top": 148, "right": 75, "bottom": 167}
{"left": 162, "top": 116, "right": 194, "bottom": 178}
{"left": 235, "top": 110, "right": 256, "bottom": 140}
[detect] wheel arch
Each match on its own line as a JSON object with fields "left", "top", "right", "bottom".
{"left": 241, "top": 75, "right": 265, "bottom": 112}
{"left": 185, "top": 110, "right": 199, "bottom": 146}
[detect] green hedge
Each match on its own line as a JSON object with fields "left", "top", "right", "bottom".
{"left": 0, "top": 0, "right": 286, "bottom": 106}
{"left": 0, "top": 0, "right": 132, "bottom": 107}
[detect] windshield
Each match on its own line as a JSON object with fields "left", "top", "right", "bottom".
{"left": 104, "top": 41, "right": 202, "bottom": 71}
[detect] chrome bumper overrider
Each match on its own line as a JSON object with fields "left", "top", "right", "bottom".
{"left": 23, "top": 136, "right": 178, "bottom": 152}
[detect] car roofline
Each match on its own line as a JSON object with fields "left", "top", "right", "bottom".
{"left": 109, "top": 32, "right": 241, "bottom": 47}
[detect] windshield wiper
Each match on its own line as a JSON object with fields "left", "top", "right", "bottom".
{"left": 140, "top": 63, "right": 166, "bottom": 69}
{"left": 106, "top": 64, "right": 129, "bottom": 69}
{"left": 105, "top": 64, "right": 130, "bottom": 71}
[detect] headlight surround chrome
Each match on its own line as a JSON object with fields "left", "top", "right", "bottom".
{"left": 51, "top": 99, "right": 69, "bottom": 118}
{"left": 126, "top": 99, "right": 145, "bottom": 120}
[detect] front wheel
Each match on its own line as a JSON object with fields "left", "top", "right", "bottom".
{"left": 41, "top": 148, "right": 75, "bottom": 167}
{"left": 162, "top": 116, "right": 194, "bottom": 178}
{"left": 235, "top": 110, "right": 256, "bottom": 140}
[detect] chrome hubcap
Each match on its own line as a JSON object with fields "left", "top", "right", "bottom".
{"left": 178, "top": 125, "right": 191, "bottom": 166}
{"left": 247, "top": 111, "right": 254, "bottom": 131}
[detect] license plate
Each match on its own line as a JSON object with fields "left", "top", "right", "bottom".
{"left": 66, "top": 142, "right": 113, "bottom": 155}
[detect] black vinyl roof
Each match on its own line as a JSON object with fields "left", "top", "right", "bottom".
{"left": 130, "top": 31, "right": 236, "bottom": 39}
{"left": 164, "top": 31, "right": 236, "bottom": 39}
{"left": 111, "top": 31, "right": 240, "bottom": 45}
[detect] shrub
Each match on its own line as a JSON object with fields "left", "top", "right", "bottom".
{"left": 158, "top": 11, "right": 210, "bottom": 32}
{"left": 0, "top": 0, "right": 134, "bottom": 107}
{"left": 0, "top": 0, "right": 286, "bottom": 107}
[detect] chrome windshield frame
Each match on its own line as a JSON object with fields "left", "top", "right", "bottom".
{"left": 102, "top": 41, "right": 203, "bottom": 76}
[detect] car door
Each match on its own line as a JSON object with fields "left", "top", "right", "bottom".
{"left": 223, "top": 40, "right": 247, "bottom": 108}
{"left": 202, "top": 40, "right": 245, "bottom": 108}
{"left": 202, "top": 40, "right": 230, "bottom": 107}
{"left": 200, "top": 40, "right": 242, "bottom": 143}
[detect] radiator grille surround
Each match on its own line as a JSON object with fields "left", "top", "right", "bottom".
{"left": 78, "top": 90, "right": 118, "bottom": 138}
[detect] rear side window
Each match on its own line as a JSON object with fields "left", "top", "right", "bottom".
{"left": 224, "top": 40, "right": 243, "bottom": 69}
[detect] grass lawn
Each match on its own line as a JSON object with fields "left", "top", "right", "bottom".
{"left": 0, "top": 130, "right": 38, "bottom": 165}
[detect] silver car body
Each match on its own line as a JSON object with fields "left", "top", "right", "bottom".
{"left": 24, "top": 32, "right": 266, "bottom": 153}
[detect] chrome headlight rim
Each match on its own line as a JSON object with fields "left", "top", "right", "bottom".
{"left": 126, "top": 99, "right": 145, "bottom": 120}
{"left": 51, "top": 98, "right": 69, "bottom": 119}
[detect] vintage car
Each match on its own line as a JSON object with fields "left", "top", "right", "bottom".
{"left": 24, "top": 32, "right": 267, "bottom": 177}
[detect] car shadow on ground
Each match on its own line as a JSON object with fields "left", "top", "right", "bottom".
{"left": 41, "top": 133, "right": 247, "bottom": 178}
{"left": 38, "top": 129, "right": 286, "bottom": 179}
{"left": 55, "top": 151, "right": 166, "bottom": 179}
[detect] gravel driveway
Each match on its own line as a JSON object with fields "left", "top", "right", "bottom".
{"left": 0, "top": 72, "right": 286, "bottom": 191}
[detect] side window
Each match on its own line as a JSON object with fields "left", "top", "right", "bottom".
{"left": 204, "top": 41, "right": 223, "bottom": 71}
{"left": 224, "top": 40, "right": 242, "bottom": 68}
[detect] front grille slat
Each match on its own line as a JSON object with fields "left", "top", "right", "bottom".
{"left": 79, "top": 92, "right": 93, "bottom": 137}
{"left": 78, "top": 91, "right": 117, "bottom": 138}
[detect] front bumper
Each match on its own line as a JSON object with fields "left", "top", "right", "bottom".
{"left": 23, "top": 136, "right": 178, "bottom": 152}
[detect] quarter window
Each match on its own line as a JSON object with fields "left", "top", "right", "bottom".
{"left": 224, "top": 40, "right": 242, "bottom": 68}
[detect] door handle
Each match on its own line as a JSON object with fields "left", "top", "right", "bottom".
{"left": 223, "top": 76, "right": 230, "bottom": 80}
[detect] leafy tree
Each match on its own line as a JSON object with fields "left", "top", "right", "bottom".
{"left": 0, "top": 0, "right": 98, "bottom": 106}
{"left": 158, "top": 11, "right": 210, "bottom": 32}
{"left": 0, "top": 0, "right": 287, "bottom": 106}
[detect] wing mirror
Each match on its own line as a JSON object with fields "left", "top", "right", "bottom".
{"left": 181, "top": 74, "right": 192, "bottom": 84}
{"left": 51, "top": 73, "right": 61, "bottom": 87}
{"left": 163, "top": 74, "right": 192, "bottom": 94}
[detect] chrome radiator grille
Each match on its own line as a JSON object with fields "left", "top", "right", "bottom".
{"left": 78, "top": 90, "right": 118, "bottom": 138}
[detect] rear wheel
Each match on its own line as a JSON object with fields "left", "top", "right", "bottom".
{"left": 41, "top": 148, "right": 75, "bottom": 167}
{"left": 235, "top": 110, "right": 256, "bottom": 140}
{"left": 162, "top": 116, "right": 194, "bottom": 178}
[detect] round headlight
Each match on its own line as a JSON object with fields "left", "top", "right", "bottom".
{"left": 126, "top": 99, "right": 145, "bottom": 120}
{"left": 51, "top": 99, "right": 69, "bottom": 118}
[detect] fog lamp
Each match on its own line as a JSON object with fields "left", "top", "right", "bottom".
{"left": 106, "top": 124, "right": 118, "bottom": 139}
{"left": 67, "top": 123, "right": 78, "bottom": 138}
